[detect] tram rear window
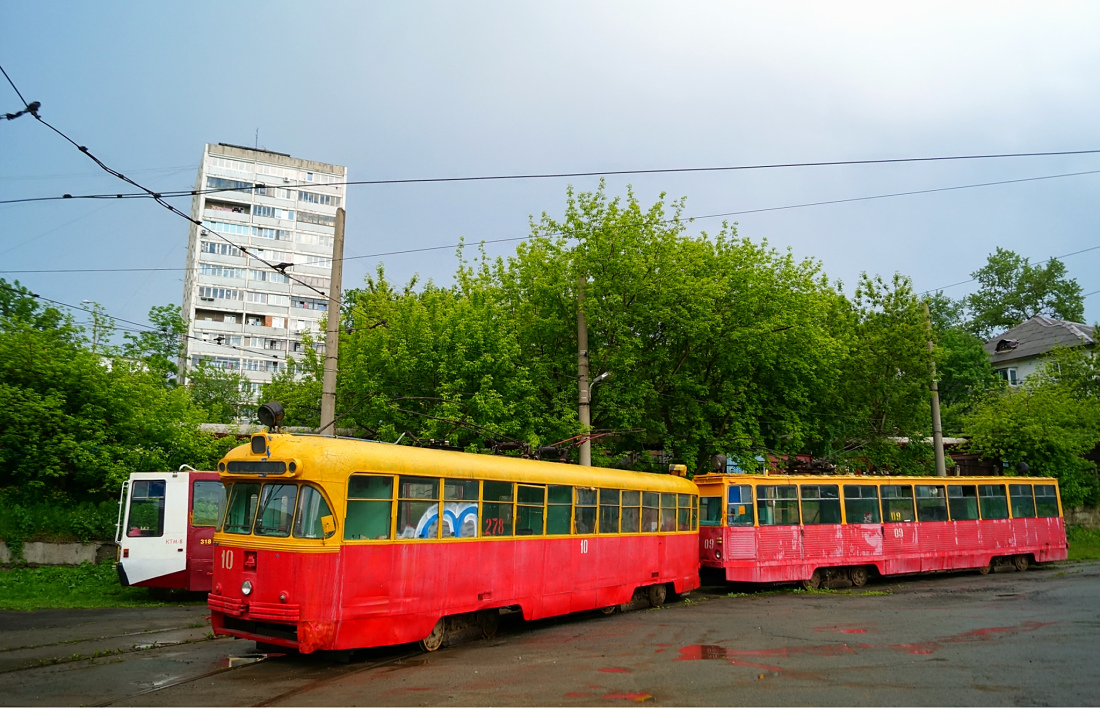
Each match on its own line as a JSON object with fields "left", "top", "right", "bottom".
{"left": 979, "top": 485, "right": 1009, "bottom": 520}
{"left": 948, "top": 485, "right": 979, "bottom": 520}
{"left": 1035, "top": 485, "right": 1059, "bottom": 518}
{"left": 127, "top": 480, "right": 166, "bottom": 537}
{"left": 1009, "top": 484, "right": 1036, "bottom": 519}
{"left": 700, "top": 497, "right": 723, "bottom": 526}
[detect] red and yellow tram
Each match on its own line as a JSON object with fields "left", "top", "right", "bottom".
{"left": 208, "top": 434, "right": 700, "bottom": 653}
{"left": 694, "top": 473, "right": 1068, "bottom": 587}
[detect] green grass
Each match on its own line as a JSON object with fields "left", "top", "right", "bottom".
{"left": 1067, "top": 526, "right": 1100, "bottom": 562}
{"left": 0, "top": 560, "right": 202, "bottom": 611}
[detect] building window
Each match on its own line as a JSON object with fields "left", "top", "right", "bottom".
{"left": 201, "top": 241, "right": 243, "bottom": 257}
{"left": 206, "top": 176, "right": 255, "bottom": 193}
{"left": 198, "top": 286, "right": 241, "bottom": 301}
{"left": 297, "top": 210, "right": 336, "bottom": 227}
{"left": 199, "top": 264, "right": 246, "bottom": 279}
{"left": 298, "top": 190, "right": 341, "bottom": 207}
{"left": 996, "top": 367, "right": 1019, "bottom": 386}
{"left": 203, "top": 220, "right": 255, "bottom": 237}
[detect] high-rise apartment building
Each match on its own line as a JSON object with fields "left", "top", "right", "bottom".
{"left": 181, "top": 143, "right": 347, "bottom": 400}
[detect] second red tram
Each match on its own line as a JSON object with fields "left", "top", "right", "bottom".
{"left": 695, "top": 473, "right": 1068, "bottom": 587}
{"left": 208, "top": 434, "right": 700, "bottom": 653}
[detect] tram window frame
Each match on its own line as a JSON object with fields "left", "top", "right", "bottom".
{"left": 756, "top": 485, "right": 799, "bottom": 526}
{"left": 700, "top": 496, "right": 723, "bottom": 526}
{"left": 517, "top": 484, "right": 546, "bottom": 536}
{"left": 642, "top": 492, "right": 660, "bottom": 533}
{"left": 191, "top": 480, "right": 225, "bottom": 527}
{"left": 223, "top": 482, "right": 261, "bottom": 535}
{"left": 978, "top": 484, "right": 1009, "bottom": 520}
{"left": 692, "top": 495, "right": 699, "bottom": 530}
{"left": 947, "top": 485, "right": 979, "bottom": 521}
{"left": 397, "top": 476, "right": 441, "bottom": 540}
{"left": 1009, "top": 484, "right": 1037, "bottom": 519}
{"left": 254, "top": 483, "right": 299, "bottom": 537}
{"left": 621, "top": 490, "right": 641, "bottom": 533}
{"left": 443, "top": 478, "right": 480, "bottom": 539}
{"left": 881, "top": 485, "right": 915, "bottom": 523}
{"left": 345, "top": 475, "right": 394, "bottom": 540}
{"left": 547, "top": 485, "right": 573, "bottom": 534}
{"left": 800, "top": 484, "right": 841, "bottom": 525}
{"left": 1035, "top": 484, "right": 1060, "bottom": 518}
{"left": 727, "top": 485, "right": 754, "bottom": 526}
{"left": 293, "top": 484, "right": 336, "bottom": 539}
{"left": 660, "top": 493, "right": 677, "bottom": 532}
{"left": 575, "top": 487, "right": 597, "bottom": 534}
{"left": 127, "top": 480, "right": 167, "bottom": 537}
{"left": 677, "top": 493, "right": 692, "bottom": 531}
{"left": 915, "top": 485, "right": 948, "bottom": 522}
{"left": 843, "top": 485, "right": 880, "bottom": 525}
{"left": 599, "top": 489, "right": 621, "bottom": 534}
{"left": 483, "top": 481, "right": 515, "bottom": 537}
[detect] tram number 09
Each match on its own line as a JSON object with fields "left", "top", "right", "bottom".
{"left": 220, "top": 549, "right": 234, "bottom": 570}
{"left": 703, "top": 539, "right": 716, "bottom": 550}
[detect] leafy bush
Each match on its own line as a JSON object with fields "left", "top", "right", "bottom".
{"left": 0, "top": 499, "right": 119, "bottom": 545}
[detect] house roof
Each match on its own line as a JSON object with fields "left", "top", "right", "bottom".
{"left": 983, "top": 315, "right": 1094, "bottom": 365}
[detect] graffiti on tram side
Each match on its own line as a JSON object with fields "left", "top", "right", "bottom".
{"left": 398, "top": 502, "right": 479, "bottom": 539}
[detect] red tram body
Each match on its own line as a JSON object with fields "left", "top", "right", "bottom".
{"left": 695, "top": 473, "right": 1068, "bottom": 586}
{"left": 209, "top": 434, "right": 700, "bottom": 653}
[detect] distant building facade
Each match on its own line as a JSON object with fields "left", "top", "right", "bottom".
{"left": 180, "top": 143, "right": 346, "bottom": 399}
{"left": 983, "top": 315, "right": 1095, "bottom": 386}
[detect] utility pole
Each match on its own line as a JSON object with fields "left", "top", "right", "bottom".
{"left": 924, "top": 301, "right": 947, "bottom": 476}
{"left": 319, "top": 208, "right": 345, "bottom": 436}
{"left": 577, "top": 269, "right": 591, "bottom": 466}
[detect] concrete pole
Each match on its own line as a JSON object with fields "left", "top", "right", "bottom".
{"left": 924, "top": 301, "right": 947, "bottom": 476}
{"left": 577, "top": 269, "right": 591, "bottom": 466}
{"left": 319, "top": 208, "right": 345, "bottom": 436}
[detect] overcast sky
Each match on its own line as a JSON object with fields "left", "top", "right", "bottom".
{"left": 2, "top": 1, "right": 1099, "bottom": 337}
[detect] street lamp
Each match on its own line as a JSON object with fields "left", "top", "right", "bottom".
{"left": 588, "top": 370, "right": 611, "bottom": 396}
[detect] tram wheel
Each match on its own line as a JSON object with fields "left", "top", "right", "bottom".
{"left": 801, "top": 570, "right": 822, "bottom": 590}
{"left": 419, "top": 618, "right": 446, "bottom": 652}
{"left": 647, "top": 584, "right": 667, "bottom": 607}
{"left": 1014, "top": 555, "right": 1030, "bottom": 572}
{"left": 477, "top": 610, "right": 500, "bottom": 639}
{"left": 977, "top": 561, "right": 993, "bottom": 575}
{"left": 600, "top": 605, "right": 619, "bottom": 615}
{"left": 849, "top": 566, "right": 869, "bottom": 588}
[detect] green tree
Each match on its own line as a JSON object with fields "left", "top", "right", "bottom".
{"left": 924, "top": 292, "right": 1002, "bottom": 433}
{"left": 122, "top": 304, "right": 187, "bottom": 386}
{"left": 189, "top": 362, "right": 251, "bottom": 424}
{"left": 966, "top": 248, "right": 1084, "bottom": 339}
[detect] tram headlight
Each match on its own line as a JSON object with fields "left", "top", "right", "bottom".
{"left": 715, "top": 549, "right": 722, "bottom": 560}
{"left": 241, "top": 580, "right": 253, "bottom": 596}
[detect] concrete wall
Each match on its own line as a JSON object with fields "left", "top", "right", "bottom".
{"left": 1067, "top": 506, "right": 1100, "bottom": 528}
{"left": 0, "top": 541, "right": 116, "bottom": 566}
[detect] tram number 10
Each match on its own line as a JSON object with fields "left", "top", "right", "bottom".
{"left": 579, "top": 539, "right": 589, "bottom": 554}
{"left": 220, "top": 549, "right": 234, "bottom": 570}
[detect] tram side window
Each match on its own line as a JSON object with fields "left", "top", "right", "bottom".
{"left": 1035, "top": 485, "right": 1060, "bottom": 518}
{"left": 881, "top": 485, "right": 915, "bottom": 523}
{"left": 547, "top": 485, "right": 573, "bottom": 534}
{"left": 575, "top": 488, "right": 597, "bottom": 534}
{"left": 517, "top": 485, "right": 546, "bottom": 535}
{"left": 692, "top": 495, "right": 699, "bottom": 530}
{"left": 483, "top": 481, "right": 514, "bottom": 537}
{"left": 443, "top": 479, "right": 479, "bottom": 538}
{"left": 843, "top": 485, "right": 880, "bottom": 524}
{"left": 398, "top": 476, "right": 440, "bottom": 539}
{"left": 978, "top": 484, "right": 1009, "bottom": 520}
{"left": 599, "top": 489, "right": 621, "bottom": 534}
{"left": 223, "top": 482, "right": 261, "bottom": 534}
{"left": 192, "top": 481, "right": 225, "bottom": 527}
{"left": 1009, "top": 484, "right": 1036, "bottom": 519}
{"left": 127, "top": 480, "right": 166, "bottom": 537}
{"left": 800, "top": 485, "right": 841, "bottom": 525}
{"left": 642, "top": 492, "right": 660, "bottom": 532}
{"left": 621, "top": 490, "right": 641, "bottom": 533}
{"left": 757, "top": 485, "right": 799, "bottom": 526}
{"left": 916, "top": 485, "right": 948, "bottom": 522}
{"left": 727, "top": 485, "right": 754, "bottom": 526}
{"left": 947, "top": 485, "right": 979, "bottom": 521}
{"left": 660, "top": 493, "right": 677, "bottom": 531}
{"left": 346, "top": 475, "right": 393, "bottom": 540}
{"left": 677, "top": 494, "right": 692, "bottom": 531}
{"left": 700, "top": 496, "right": 723, "bottom": 526}
{"left": 255, "top": 484, "right": 298, "bottom": 537}
{"left": 294, "top": 485, "right": 335, "bottom": 539}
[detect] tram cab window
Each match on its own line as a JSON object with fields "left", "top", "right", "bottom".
{"left": 700, "top": 496, "right": 723, "bottom": 526}
{"left": 547, "top": 485, "right": 573, "bottom": 535}
{"left": 482, "top": 481, "right": 514, "bottom": 537}
{"left": 727, "top": 485, "right": 754, "bottom": 526}
{"left": 800, "top": 485, "right": 841, "bottom": 525}
{"left": 575, "top": 488, "right": 597, "bottom": 534}
{"left": 255, "top": 484, "right": 298, "bottom": 537}
{"left": 915, "top": 485, "right": 948, "bottom": 522}
{"left": 642, "top": 492, "right": 660, "bottom": 532}
{"left": 881, "top": 485, "right": 915, "bottom": 523}
{"left": 599, "top": 489, "right": 621, "bottom": 534}
{"left": 1035, "top": 485, "right": 1059, "bottom": 518}
{"left": 677, "top": 494, "right": 692, "bottom": 531}
{"left": 346, "top": 475, "right": 393, "bottom": 540}
{"left": 843, "top": 485, "right": 880, "bottom": 524}
{"left": 443, "top": 479, "right": 479, "bottom": 538}
{"left": 947, "top": 485, "right": 979, "bottom": 520}
{"left": 127, "top": 480, "right": 166, "bottom": 537}
{"left": 397, "top": 476, "right": 440, "bottom": 539}
{"left": 191, "top": 481, "right": 225, "bottom": 527}
{"left": 621, "top": 490, "right": 641, "bottom": 533}
{"left": 660, "top": 493, "right": 677, "bottom": 531}
{"left": 978, "top": 485, "right": 1009, "bottom": 520}
{"left": 294, "top": 485, "right": 335, "bottom": 539}
{"left": 1009, "top": 484, "right": 1036, "bottom": 519}
{"left": 757, "top": 485, "right": 799, "bottom": 526}
{"left": 517, "top": 485, "right": 546, "bottom": 535}
{"left": 224, "top": 482, "right": 261, "bottom": 534}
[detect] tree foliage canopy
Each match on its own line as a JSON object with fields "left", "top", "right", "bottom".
{"left": 965, "top": 247, "right": 1084, "bottom": 339}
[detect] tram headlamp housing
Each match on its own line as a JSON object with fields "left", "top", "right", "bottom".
{"left": 258, "top": 402, "right": 285, "bottom": 429}
{"left": 241, "top": 580, "right": 253, "bottom": 596}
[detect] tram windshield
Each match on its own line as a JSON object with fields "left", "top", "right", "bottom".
{"left": 127, "top": 480, "right": 166, "bottom": 537}
{"left": 221, "top": 481, "right": 335, "bottom": 539}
